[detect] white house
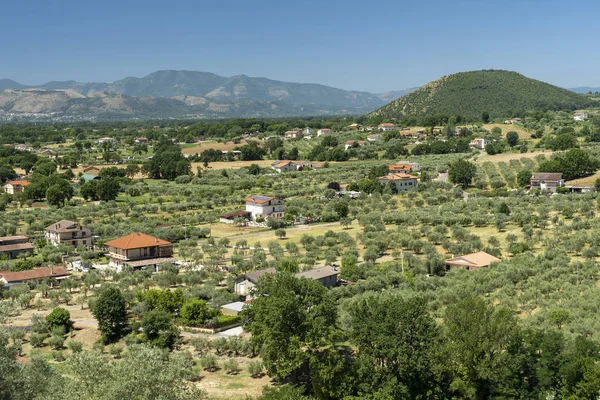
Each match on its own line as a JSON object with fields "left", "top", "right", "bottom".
{"left": 469, "top": 137, "right": 492, "bottom": 150}
{"left": 574, "top": 112, "right": 588, "bottom": 121}
{"left": 45, "top": 220, "right": 93, "bottom": 248}
{"left": 504, "top": 118, "right": 522, "bottom": 124}
{"left": 245, "top": 196, "right": 285, "bottom": 221}
{"left": 284, "top": 130, "right": 303, "bottom": 139}
{"left": 378, "top": 173, "right": 418, "bottom": 193}
{"left": 344, "top": 140, "right": 367, "bottom": 150}
{"left": 317, "top": 128, "right": 332, "bottom": 136}
{"left": 4, "top": 180, "right": 29, "bottom": 195}
{"left": 378, "top": 123, "right": 398, "bottom": 132}
{"left": 302, "top": 127, "right": 315, "bottom": 135}
{"left": 98, "top": 137, "right": 116, "bottom": 144}
{"left": 530, "top": 172, "right": 565, "bottom": 192}
{"left": 367, "top": 134, "right": 382, "bottom": 142}
{"left": 271, "top": 160, "right": 296, "bottom": 173}
{"left": 271, "top": 160, "right": 316, "bottom": 173}
{"left": 234, "top": 266, "right": 339, "bottom": 297}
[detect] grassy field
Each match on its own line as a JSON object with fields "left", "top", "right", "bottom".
{"left": 483, "top": 123, "right": 532, "bottom": 140}
{"left": 181, "top": 141, "right": 249, "bottom": 155}
{"left": 474, "top": 150, "right": 553, "bottom": 165}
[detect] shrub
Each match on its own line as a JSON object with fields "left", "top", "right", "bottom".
{"left": 211, "top": 337, "right": 228, "bottom": 355}
{"left": 49, "top": 335, "right": 65, "bottom": 350}
{"left": 52, "top": 351, "right": 66, "bottom": 362}
{"left": 46, "top": 307, "right": 71, "bottom": 333}
{"left": 248, "top": 360, "right": 264, "bottom": 377}
{"left": 109, "top": 344, "right": 123, "bottom": 359}
{"left": 31, "top": 314, "right": 48, "bottom": 334}
{"left": 223, "top": 358, "right": 239, "bottom": 374}
{"left": 179, "top": 299, "right": 213, "bottom": 327}
{"left": 200, "top": 353, "right": 218, "bottom": 371}
{"left": 190, "top": 337, "right": 210, "bottom": 355}
{"left": 68, "top": 341, "right": 83, "bottom": 353}
{"left": 29, "top": 333, "right": 47, "bottom": 348}
{"left": 216, "top": 315, "right": 241, "bottom": 328}
{"left": 92, "top": 342, "right": 105, "bottom": 353}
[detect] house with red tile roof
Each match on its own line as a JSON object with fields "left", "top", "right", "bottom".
{"left": 0, "top": 266, "right": 70, "bottom": 287}
{"left": 104, "top": 232, "right": 175, "bottom": 271}
{"left": 245, "top": 196, "right": 284, "bottom": 221}
{"left": 378, "top": 173, "right": 418, "bottom": 193}
{"left": 445, "top": 251, "right": 500, "bottom": 271}
{"left": 4, "top": 180, "right": 30, "bottom": 195}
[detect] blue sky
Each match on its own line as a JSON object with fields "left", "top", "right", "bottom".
{"left": 2, "top": 0, "right": 599, "bottom": 92}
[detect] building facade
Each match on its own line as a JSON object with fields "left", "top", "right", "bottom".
{"left": 104, "top": 232, "right": 175, "bottom": 271}
{"left": 45, "top": 220, "right": 93, "bottom": 248}
{"left": 530, "top": 172, "right": 565, "bottom": 192}
{"left": 245, "top": 196, "right": 285, "bottom": 220}
{"left": 4, "top": 180, "right": 29, "bottom": 194}
{"left": 378, "top": 173, "right": 418, "bottom": 193}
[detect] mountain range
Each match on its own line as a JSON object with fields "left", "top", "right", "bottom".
{"left": 0, "top": 71, "right": 396, "bottom": 121}
{"left": 371, "top": 70, "right": 594, "bottom": 122}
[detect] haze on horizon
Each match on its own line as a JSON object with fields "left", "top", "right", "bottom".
{"left": 1, "top": 0, "right": 599, "bottom": 93}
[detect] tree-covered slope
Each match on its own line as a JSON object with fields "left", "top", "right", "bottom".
{"left": 370, "top": 70, "right": 592, "bottom": 121}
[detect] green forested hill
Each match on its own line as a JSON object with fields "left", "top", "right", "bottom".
{"left": 370, "top": 70, "right": 593, "bottom": 122}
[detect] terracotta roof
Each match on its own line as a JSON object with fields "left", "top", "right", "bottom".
{"left": 245, "top": 195, "right": 276, "bottom": 204}
{"left": 272, "top": 160, "right": 292, "bottom": 168}
{"left": 445, "top": 251, "right": 500, "bottom": 268}
{"left": 379, "top": 123, "right": 396, "bottom": 127}
{"left": 0, "top": 235, "right": 29, "bottom": 243}
{"left": 0, "top": 266, "right": 70, "bottom": 283}
{"left": 104, "top": 232, "right": 172, "bottom": 250}
{"left": 379, "top": 173, "right": 417, "bottom": 181}
{"left": 388, "top": 164, "right": 412, "bottom": 171}
{"left": 6, "top": 180, "right": 30, "bottom": 187}
{"left": 0, "top": 243, "right": 33, "bottom": 253}
{"left": 45, "top": 220, "right": 84, "bottom": 233}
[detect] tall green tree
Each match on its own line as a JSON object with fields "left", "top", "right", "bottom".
{"left": 241, "top": 274, "right": 337, "bottom": 383}
{"left": 448, "top": 159, "right": 476, "bottom": 187}
{"left": 90, "top": 286, "right": 128, "bottom": 343}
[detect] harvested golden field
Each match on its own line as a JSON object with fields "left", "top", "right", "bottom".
{"left": 181, "top": 141, "right": 250, "bottom": 155}
{"left": 192, "top": 160, "right": 274, "bottom": 170}
{"left": 474, "top": 151, "right": 553, "bottom": 165}
{"left": 483, "top": 124, "right": 532, "bottom": 140}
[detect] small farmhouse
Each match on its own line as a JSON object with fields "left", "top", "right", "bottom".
{"left": 469, "top": 137, "right": 492, "bottom": 150}
{"left": 0, "top": 266, "right": 70, "bottom": 287}
{"left": 378, "top": 123, "right": 398, "bottom": 132}
{"left": 284, "top": 130, "right": 303, "bottom": 139}
{"left": 104, "top": 232, "right": 176, "bottom": 272}
{"left": 4, "top": 180, "right": 30, "bottom": 195}
{"left": 574, "top": 112, "right": 588, "bottom": 121}
{"left": 344, "top": 140, "right": 367, "bottom": 150}
{"left": 245, "top": 196, "right": 284, "bottom": 221}
{"left": 234, "top": 266, "right": 340, "bottom": 296}
{"left": 135, "top": 137, "right": 149, "bottom": 144}
{"left": 530, "top": 172, "right": 565, "bottom": 192}
{"left": 317, "top": 128, "right": 332, "bottom": 136}
{"left": 378, "top": 173, "right": 418, "bottom": 193}
{"left": 0, "top": 236, "right": 33, "bottom": 259}
{"left": 445, "top": 251, "right": 500, "bottom": 271}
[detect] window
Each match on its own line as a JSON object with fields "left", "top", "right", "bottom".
{"left": 83, "top": 240, "right": 86, "bottom": 245}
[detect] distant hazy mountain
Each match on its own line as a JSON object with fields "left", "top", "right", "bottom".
{"left": 0, "top": 79, "right": 27, "bottom": 91}
{"left": 372, "top": 70, "right": 592, "bottom": 121}
{"left": 0, "top": 70, "right": 387, "bottom": 120}
{"left": 569, "top": 87, "right": 600, "bottom": 94}
{"left": 375, "top": 87, "right": 420, "bottom": 102}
